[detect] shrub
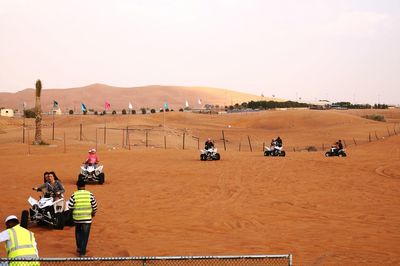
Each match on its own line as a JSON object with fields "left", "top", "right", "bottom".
{"left": 69, "top": 110, "right": 74, "bottom": 115}
{"left": 122, "top": 109, "right": 127, "bottom": 115}
{"left": 141, "top": 108, "right": 146, "bottom": 114}
{"left": 131, "top": 110, "right": 136, "bottom": 114}
{"left": 362, "top": 114, "right": 385, "bottom": 122}
{"left": 24, "top": 109, "right": 36, "bottom": 118}
{"left": 306, "top": 146, "right": 318, "bottom": 152}
{"left": 179, "top": 108, "right": 184, "bottom": 112}
{"left": 83, "top": 111, "right": 87, "bottom": 115}
{"left": 94, "top": 111, "right": 98, "bottom": 115}
{"left": 150, "top": 109, "right": 156, "bottom": 113}
{"left": 112, "top": 110, "right": 117, "bottom": 115}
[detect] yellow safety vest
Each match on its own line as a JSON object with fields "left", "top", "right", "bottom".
{"left": 72, "top": 190, "right": 92, "bottom": 221}
{"left": 5, "top": 224, "right": 40, "bottom": 266}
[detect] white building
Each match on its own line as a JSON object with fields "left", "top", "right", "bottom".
{"left": 0, "top": 109, "right": 14, "bottom": 117}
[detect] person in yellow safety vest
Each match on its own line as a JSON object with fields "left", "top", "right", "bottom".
{"left": 0, "top": 215, "right": 40, "bottom": 266}
{"left": 68, "top": 180, "right": 98, "bottom": 257}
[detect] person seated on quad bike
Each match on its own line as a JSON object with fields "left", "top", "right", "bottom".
{"left": 84, "top": 148, "right": 100, "bottom": 166}
{"left": 338, "top": 140, "right": 343, "bottom": 151}
{"left": 32, "top": 171, "right": 65, "bottom": 199}
{"left": 330, "top": 141, "right": 340, "bottom": 154}
{"left": 204, "top": 138, "right": 215, "bottom": 150}
{"left": 275, "top": 136, "right": 283, "bottom": 147}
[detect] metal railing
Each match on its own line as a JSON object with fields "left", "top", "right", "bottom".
{"left": 0, "top": 254, "right": 292, "bottom": 266}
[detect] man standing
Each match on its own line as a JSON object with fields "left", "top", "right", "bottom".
{"left": 0, "top": 215, "right": 40, "bottom": 265}
{"left": 68, "top": 180, "right": 98, "bottom": 257}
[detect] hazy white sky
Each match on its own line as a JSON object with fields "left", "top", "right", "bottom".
{"left": 0, "top": 0, "right": 399, "bottom": 104}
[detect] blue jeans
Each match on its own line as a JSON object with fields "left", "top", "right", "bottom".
{"left": 75, "top": 223, "right": 91, "bottom": 256}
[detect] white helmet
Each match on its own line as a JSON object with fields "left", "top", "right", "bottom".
{"left": 88, "top": 148, "right": 96, "bottom": 153}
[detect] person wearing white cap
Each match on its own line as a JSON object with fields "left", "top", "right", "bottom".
{"left": 0, "top": 215, "right": 39, "bottom": 265}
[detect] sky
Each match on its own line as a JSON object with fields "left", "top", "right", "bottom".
{"left": 0, "top": 0, "right": 399, "bottom": 104}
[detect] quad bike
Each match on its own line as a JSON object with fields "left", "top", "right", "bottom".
{"left": 325, "top": 147, "right": 347, "bottom": 157}
{"left": 78, "top": 164, "right": 105, "bottom": 184}
{"left": 200, "top": 148, "right": 221, "bottom": 161}
{"left": 20, "top": 191, "right": 65, "bottom": 230}
{"left": 264, "top": 146, "right": 286, "bottom": 157}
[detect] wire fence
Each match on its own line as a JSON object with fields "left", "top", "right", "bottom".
{"left": 6, "top": 115, "right": 400, "bottom": 155}
{"left": 0, "top": 255, "right": 292, "bottom": 266}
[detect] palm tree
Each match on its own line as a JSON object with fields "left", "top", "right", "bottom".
{"left": 34, "top": 79, "right": 43, "bottom": 144}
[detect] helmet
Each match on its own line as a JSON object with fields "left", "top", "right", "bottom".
{"left": 89, "top": 148, "right": 96, "bottom": 153}
{"left": 207, "top": 138, "right": 211, "bottom": 141}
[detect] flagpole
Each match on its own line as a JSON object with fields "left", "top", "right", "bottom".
{"left": 52, "top": 107, "right": 55, "bottom": 140}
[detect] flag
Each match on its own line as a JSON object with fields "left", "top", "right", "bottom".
{"left": 53, "top": 100, "right": 59, "bottom": 109}
{"left": 163, "top": 102, "right": 169, "bottom": 110}
{"left": 81, "top": 103, "right": 87, "bottom": 113}
{"left": 105, "top": 101, "right": 111, "bottom": 110}
{"left": 185, "top": 100, "right": 189, "bottom": 107}
{"left": 128, "top": 102, "right": 133, "bottom": 110}
{"left": 198, "top": 98, "right": 202, "bottom": 105}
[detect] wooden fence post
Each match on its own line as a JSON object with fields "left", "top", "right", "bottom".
{"left": 182, "top": 133, "right": 185, "bottom": 150}
{"left": 247, "top": 136, "right": 253, "bottom": 152}
{"left": 146, "top": 131, "right": 148, "bottom": 147}
{"left": 394, "top": 124, "right": 397, "bottom": 135}
{"left": 104, "top": 125, "right": 107, "bottom": 144}
{"left": 122, "top": 129, "right": 125, "bottom": 148}
{"left": 80, "top": 124, "right": 82, "bottom": 141}
{"left": 164, "top": 135, "right": 166, "bottom": 149}
{"left": 375, "top": 131, "right": 378, "bottom": 140}
{"left": 353, "top": 138, "right": 357, "bottom": 145}
{"left": 262, "top": 142, "right": 265, "bottom": 152}
{"left": 63, "top": 131, "right": 66, "bottom": 153}
{"left": 239, "top": 139, "right": 241, "bottom": 152}
{"left": 95, "top": 128, "right": 98, "bottom": 151}
{"left": 387, "top": 126, "right": 391, "bottom": 136}
{"left": 369, "top": 132, "right": 371, "bottom": 142}
{"left": 222, "top": 130, "right": 226, "bottom": 151}
{"left": 27, "top": 129, "right": 30, "bottom": 155}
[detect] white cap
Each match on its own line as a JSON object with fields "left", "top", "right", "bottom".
{"left": 5, "top": 215, "right": 18, "bottom": 223}
{"left": 89, "top": 148, "right": 96, "bottom": 153}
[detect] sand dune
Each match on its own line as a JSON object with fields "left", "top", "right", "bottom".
{"left": 0, "top": 84, "right": 275, "bottom": 111}
{"left": 0, "top": 109, "right": 399, "bottom": 265}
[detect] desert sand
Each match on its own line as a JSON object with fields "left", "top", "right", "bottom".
{"left": 0, "top": 109, "right": 399, "bottom": 265}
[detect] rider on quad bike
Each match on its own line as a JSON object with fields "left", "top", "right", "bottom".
{"left": 32, "top": 171, "right": 65, "bottom": 199}
{"left": 85, "top": 148, "right": 99, "bottom": 166}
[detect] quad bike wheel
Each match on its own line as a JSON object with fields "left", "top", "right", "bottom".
{"left": 325, "top": 152, "right": 330, "bottom": 157}
{"left": 98, "top": 173, "right": 105, "bottom": 184}
{"left": 53, "top": 213, "right": 65, "bottom": 230}
{"left": 20, "top": 210, "right": 29, "bottom": 229}
{"left": 214, "top": 153, "right": 221, "bottom": 160}
{"left": 264, "top": 151, "right": 270, "bottom": 156}
{"left": 78, "top": 174, "right": 86, "bottom": 183}
{"left": 279, "top": 151, "right": 286, "bottom": 157}
{"left": 200, "top": 154, "right": 206, "bottom": 161}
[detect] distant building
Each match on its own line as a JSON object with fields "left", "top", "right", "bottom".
{"left": 0, "top": 108, "right": 14, "bottom": 117}
{"left": 52, "top": 108, "right": 62, "bottom": 115}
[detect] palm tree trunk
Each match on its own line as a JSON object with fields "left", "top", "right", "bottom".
{"left": 34, "top": 80, "right": 42, "bottom": 144}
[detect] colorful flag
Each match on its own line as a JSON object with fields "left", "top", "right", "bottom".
{"left": 81, "top": 103, "right": 87, "bottom": 113}
{"left": 105, "top": 101, "right": 111, "bottom": 110}
{"left": 198, "top": 98, "right": 202, "bottom": 105}
{"left": 185, "top": 100, "right": 189, "bottom": 107}
{"left": 128, "top": 102, "right": 133, "bottom": 110}
{"left": 53, "top": 100, "right": 59, "bottom": 109}
{"left": 163, "top": 102, "right": 169, "bottom": 110}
